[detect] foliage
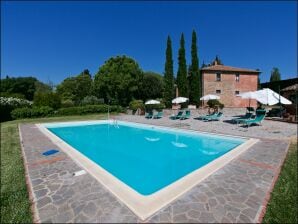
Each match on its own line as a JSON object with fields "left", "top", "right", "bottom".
{"left": 0, "top": 97, "right": 33, "bottom": 121}
{"left": 93, "top": 56, "right": 143, "bottom": 106}
{"left": 75, "top": 69, "right": 93, "bottom": 102}
{"left": 11, "top": 106, "right": 54, "bottom": 119}
{"left": 129, "top": 100, "right": 145, "bottom": 112}
{"left": 33, "top": 92, "right": 61, "bottom": 110}
{"left": 163, "top": 36, "right": 174, "bottom": 108}
{"left": 0, "top": 92, "right": 25, "bottom": 99}
{"left": 270, "top": 67, "right": 281, "bottom": 82}
{"left": 57, "top": 105, "right": 122, "bottom": 116}
{"left": 56, "top": 77, "right": 77, "bottom": 101}
{"left": 0, "top": 76, "right": 38, "bottom": 100}
{"left": 263, "top": 143, "right": 297, "bottom": 223}
{"left": 207, "top": 99, "right": 224, "bottom": 109}
{"left": 34, "top": 80, "right": 52, "bottom": 93}
{"left": 140, "top": 72, "right": 163, "bottom": 101}
{"left": 56, "top": 69, "right": 92, "bottom": 104}
{"left": 61, "top": 99, "right": 75, "bottom": 108}
{"left": 81, "top": 95, "right": 104, "bottom": 106}
{"left": 189, "top": 30, "right": 201, "bottom": 105}
{"left": 176, "top": 33, "right": 188, "bottom": 97}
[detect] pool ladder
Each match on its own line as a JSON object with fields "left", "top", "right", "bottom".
{"left": 113, "top": 119, "right": 119, "bottom": 128}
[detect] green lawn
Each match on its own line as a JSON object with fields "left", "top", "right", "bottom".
{"left": 263, "top": 142, "right": 297, "bottom": 223}
{"left": 0, "top": 114, "right": 110, "bottom": 223}
{"left": 1, "top": 114, "right": 297, "bottom": 223}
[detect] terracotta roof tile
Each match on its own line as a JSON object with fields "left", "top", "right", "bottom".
{"left": 201, "top": 65, "right": 260, "bottom": 73}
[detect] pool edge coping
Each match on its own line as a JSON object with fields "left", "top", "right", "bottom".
{"left": 18, "top": 124, "right": 41, "bottom": 224}
{"left": 35, "top": 120, "right": 259, "bottom": 220}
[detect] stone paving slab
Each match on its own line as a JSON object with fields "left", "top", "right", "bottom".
{"left": 19, "top": 122, "right": 290, "bottom": 223}
{"left": 116, "top": 114, "right": 296, "bottom": 140}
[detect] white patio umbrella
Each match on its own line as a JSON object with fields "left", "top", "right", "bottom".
{"left": 255, "top": 88, "right": 292, "bottom": 105}
{"left": 200, "top": 94, "right": 220, "bottom": 101}
{"left": 172, "top": 97, "right": 189, "bottom": 104}
{"left": 237, "top": 91, "right": 259, "bottom": 109}
{"left": 145, "top": 99, "right": 160, "bottom": 105}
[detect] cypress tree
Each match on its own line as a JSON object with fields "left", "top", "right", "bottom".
{"left": 176, "top": 33, "right": 188, "bottom": 97}
{"left": 189, "top": 30, "right": 201, "bottom": 105}
{"left": 270, "top": 67, "right": 281, "bottom": 82}
{"left": 163, "top": 36, "right": 174, "bottom": 107}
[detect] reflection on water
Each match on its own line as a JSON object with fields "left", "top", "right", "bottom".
{"left": 171, "top": 141, "right": 188, "bottom": 148}
{"left": 145, "top": 137, "right": 160, "bottom": 142}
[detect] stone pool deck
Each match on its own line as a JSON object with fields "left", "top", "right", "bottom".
{"left": 19, "top": 120, "right": 291, "bottom": 223}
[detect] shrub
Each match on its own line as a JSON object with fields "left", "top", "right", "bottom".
{"left": 129, "top": 100, "right": 144, "bottom": 112}
{"left": 34, "top": 92, "right": 61, "bottom": 109}
{"left": 61, "top": 99, "right": 75, "bottom": 108}
{"left": 81, "top": 95, "right": 104, "bottom": 106}
{"left": 57, "top": 104, "right": 122, "bottom": 116}
{"left": 11, "top": 106, "right": 54, "bottom": 119}
{"left": 0, "top": 97, "right": 33, "bottom": 121}
{"left": 0, "top": 92, "right": 26, "bottom": 99}
{"left": 207, "top": 99, "right": 224, "bottom": 109}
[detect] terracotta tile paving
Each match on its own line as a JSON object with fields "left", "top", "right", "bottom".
{"left": 19, "top": 122, "right": 290, "bottom": 223}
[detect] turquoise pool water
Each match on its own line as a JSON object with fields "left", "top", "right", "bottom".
{"left": 47, "top": 122, "right": 245, "bottom": 195}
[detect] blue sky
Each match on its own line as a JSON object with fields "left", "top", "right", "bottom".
{"left": 1, "top": 1, "right": 297, "bottom": 85}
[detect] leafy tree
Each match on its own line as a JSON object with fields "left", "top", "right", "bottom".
{"left": 176, "top": 33, "right": 188, "bottom": 97}
{"left": 140, "top": 72, "right": 163, "bottom": 101}
{"left": 163, "top": 36, "right": 174, "bottom": 107}
{"left": 56, "top": 69, "right": 92, "bottom": 104}
{"left": 189, "top": 30, "right": 201, "bottom": 105}
{"left": 56, "top": 77, "right": 77, "bottom": 102}
{"left": 0, "top": 76, "right": 38, "bottom": 100}
{"left": 93, "top": 56, "right": 143, "bottom": 106}
{"left": 75, "top": 69, "right": 92, "bottom": 102}
{"left": 34, "top": 92, "right": 61, "bottom": 109}
{"left": 270, "top": 67, "right": 281, "bottom": 82}
{"left": 81, "top": 95, "right": 104, "bottom": 105}
{"left": 35, "top": 80, "right": 52, "bottom": 94}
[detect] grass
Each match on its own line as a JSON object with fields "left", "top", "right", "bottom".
{"left": 0, "top": 113, "right": 297, "bottom": 223}
{"left": 263, "top": 142, "right": 298, "bottom": 223}
{"left": 0, "top": 113, "right": 111, "bottom": 223}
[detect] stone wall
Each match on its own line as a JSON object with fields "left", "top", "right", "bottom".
{"left": 202, "top": 72, "right": 258, "bottom": 108}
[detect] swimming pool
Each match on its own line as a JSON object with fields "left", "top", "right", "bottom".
{"left": 38, "top": 120, "right": 257, "bottom": 219}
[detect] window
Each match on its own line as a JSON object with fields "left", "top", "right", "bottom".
{"left": 235, "top": 91, "right": 240, "bottom": 95}
{"left": 235, "top": 73, "right": 240, "bottom": 82}
{"left": 216, "top": 89, "right": 221, "bottom": 94}
{"left": 216, "top": 73, "right": 221, "bottom": 81}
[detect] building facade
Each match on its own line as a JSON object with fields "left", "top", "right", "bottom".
{"left": 201, "top": 61, "right": 260, "bottom": 108}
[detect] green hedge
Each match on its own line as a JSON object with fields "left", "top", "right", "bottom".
{"left": 10, "top": 104, "right": 123, "bottom": 120}
{"left": 11, "top": 106, "right": 54, "bottom": 119}
{"left": 57, "top": 105, "right": 122, "bottom": 116}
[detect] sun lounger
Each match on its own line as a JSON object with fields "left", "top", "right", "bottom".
{"left": 180, "top": 110, "right": 191, "bottom": 120}
{"left": 153, "top": 111, "right": 163, "bottom": 119}
{"left": 194, "top": 112, "right": 218, "bottom": 120}
{"left": 145, "top": 112, "right": 153, "bottom": 119}
{"left": 202, "top": 112, "right": 223, "bottom": 121}
{"left": 232, "top": 112, "right": 253, "bottom": 124}
{"left": 239, "top": 109, "right": 266, "bottom": 127}
{"left": 170, "top": 110, "right": 184, "bottom": 120}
